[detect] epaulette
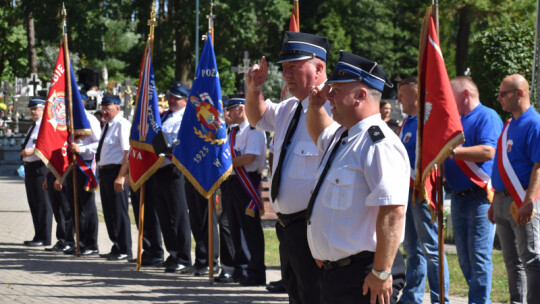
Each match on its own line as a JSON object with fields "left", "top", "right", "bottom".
{"left": 368, "top": 126, "right": 385, "bottom": 143}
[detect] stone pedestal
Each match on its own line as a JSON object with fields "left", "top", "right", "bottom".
{"left": 0, "top": 134, "right": 24, "bottom": 176}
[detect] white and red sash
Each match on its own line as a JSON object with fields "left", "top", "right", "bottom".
{"left": 454, "top": 157, "right": 494, "bottom": 202}
{"left": 496, "top": 119, "right": 540, "bottom": 208}
{"left": 229, "top": 127, "right": 264, "bottom": 217}
{"left": 75, "top": 154, "right": 98, "bottom": 192}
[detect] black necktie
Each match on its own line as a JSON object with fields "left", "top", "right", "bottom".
{"left": 271, "top": 102, "right": 303, "bottom": 202}
{"left": 21, "top": 122, "right": 36, "bottom": 150}
{"left": 306, "top": 129, "right": 348, "bottom": 222}
{"left": 96, "top": 122, "right": 109, "bottom": 163}
{"left": 162, "top": 110, "right": 172, "bottom": 123}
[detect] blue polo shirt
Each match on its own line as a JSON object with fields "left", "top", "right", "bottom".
{"left": 399, "top": 115, "right": 417, "bottom": 170}
{"left": 444, "top": 104, "right": 503, "bottom": 191}
{"left": 492, "top": 106, "right": 540, "bottom": 190}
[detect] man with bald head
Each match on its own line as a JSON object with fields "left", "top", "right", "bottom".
{"left": 488, "top": 74, "right": 540, "bottom": 303}
{"left": 444, "top": 76, "right": 502, "bottom": 303}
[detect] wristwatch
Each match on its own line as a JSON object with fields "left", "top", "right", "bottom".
{"left": 372, "top": 268, "right": 391, "bottom": 280}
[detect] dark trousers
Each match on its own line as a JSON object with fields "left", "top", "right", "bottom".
{"left": 46, "top": 172, "right": 73, "bottom": 245}
{"left": 99, "top": 165, "right": 132, "bottom": 255}
{"left": 218, "top": 187, "right": 235, "bottom": 276}
{"left": 276, "top": 219, "right": 321, "bottom": 304}
{"left": 185, "top": 180, "right": 219, "bottom": 267}
{"left": 321, "top": 250, "right": 406, "bottom": 304}
{"left": 222, "top": 172, "right": 266, "bottom": 281}
{"left": 130, "top": 187, "right": 164, "bottom": 260}
{"left": 66, "top": 169, "right": 99, "bottom": 250}
{"left": 148, "top": 165, "right": 191, "bottom": 265}
{"left": 24, "top": 161, "right": 52, "bottom": 245}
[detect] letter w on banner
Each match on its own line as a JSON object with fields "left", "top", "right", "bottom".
{"left": 414, "top": 7, "right": 464, "bottom": 212}
{"left": 129, "top": 43, "right": 164, "bottom": 191}
{"left": 35, "top": 42, "right": 94, "bottom": 185}
{"left": 172, "top": 34, "right": 232, "bottom": 198}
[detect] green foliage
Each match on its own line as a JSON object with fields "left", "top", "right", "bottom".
{"left": 0, "top": 1, "right": 28, "bottom": 81}
{"left": 469, "top": 21, "right": 534, "bottom": 116}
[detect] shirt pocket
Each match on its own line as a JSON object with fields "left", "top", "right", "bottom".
{"left": 322, "top": 166, "right": 356, "bottom": 210}
{"left": 288, "top": 141, "right": 319, "bottom": 179}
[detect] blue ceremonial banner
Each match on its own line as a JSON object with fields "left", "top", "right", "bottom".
{"left": 70, "top": 63, "right": 91, "bottom": 137}
{"left": 129, "top": 43, "right": 164, "bottom": 191}
{"left": 172, "top": 36, "right": 232, "bottom": 198}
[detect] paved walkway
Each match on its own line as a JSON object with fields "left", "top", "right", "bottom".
{"left": 0, "top": 176, "right": 499, "bottom": 303}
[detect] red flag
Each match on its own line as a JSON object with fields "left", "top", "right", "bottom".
{"left": 414, "top": 8, "right": 464, "bottom": 210}
{"left": 282, "top": 4, "right": 299, "bottom": 101}
{"left": 35, "top": 44, "right": 71, "bottom": 181}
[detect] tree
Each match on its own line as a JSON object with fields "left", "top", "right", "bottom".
{"left": 469, "top": 21, "right": 535, "bottom": 116}
{"left": 0, "top": 1, "right": 27, "bottom": 81}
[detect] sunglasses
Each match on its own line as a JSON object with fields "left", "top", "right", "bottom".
{"left": 498, "top": 89, "right": 518, "bottom": 98}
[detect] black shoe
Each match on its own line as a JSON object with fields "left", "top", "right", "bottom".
{"left": 266, "top": 281, "right": 286, "bottom": 293}
{"left": 63, "top": 246, "right": 76, "bottom": 255}
{"left": 24, "top": 240, "right": 44, "bottom": 247}
{"left": 81, "top": 248, "right": 99, "bottom": 256}
{"left": 45, "top": 241, "right": 66, "bottom": 252}
{"left": 165, "top": 263, "right": 190, "bottom": 273}
{"left": 194, "top": 265, "right": 220, "bottom": 276}
{"left": 99, "top": 252, "right": 113, "bottom": 258}
{"left": 214, "top": 272, "right": 235, "bottom": 283}
{"left": 240, "top": 277, "right": 266, "bottom": 286}
{"left": 107, "top": 253, "right": 130, "bottom": 261}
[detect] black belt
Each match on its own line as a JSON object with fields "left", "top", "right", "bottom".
{"left": 454, "top": 185, "right": 484, "bottom": 197}
{"left": 276, "top": 210, "right": 307, "bottom": 227}
{"left": 99, "top": 164, "right": 121, "bottom": 171}
{"left": 23, "top": 160, "right": 44, "bottom": 169}
{"left": 322, "top": 251, "right": 375, "bottom": 271}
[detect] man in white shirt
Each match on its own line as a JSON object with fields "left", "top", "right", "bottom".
{"left": 305, "top": 51, "right": 408, "bottom": 304}
{"left": 245, "top": 31, "right": 330, "bottom": 303}
{"left": 21, "top": 97, "right": 53, "bottom": 247}
{"left": 217, "top": 95, "right": 267, "bottom": 285}
{"left": 96, "top": 94, "right": 132, "bottom": 261}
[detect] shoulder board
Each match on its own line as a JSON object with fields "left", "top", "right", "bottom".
{"left": 368, "top": 126, "right": 385, "bottom": 143}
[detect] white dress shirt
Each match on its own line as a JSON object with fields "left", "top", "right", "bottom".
{"left": 23, "top": 118, "right": 42, "bottom": 163}
{"left": 98, "top": 114, "right": 131, "bottom": 166}
{"left": 75, "top": 111, "right": 102, "bottom": 161}
{"left": 161, "top": 107, "right": 185, "bottom": 166}
{"left": 256, "top": 96, "right": 331, "bottom": 214}
{"left": 307, "top": 115, "right": 410, "bottom": 261}
{"left": 232, "top": 120, "right": 267, "bottom": 173}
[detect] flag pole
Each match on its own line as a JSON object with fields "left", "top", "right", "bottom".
{"left": 293, "top": 0, "right": 300, "bottom": 31}
{"left": 432, "top": 1, "right": 445, "bottom": 301}
{"left": 207, "top": 0, "right": 216, "bottom": 284}
{"left": 62, "top": 3, "right": 81, "bottom": 257}
{"left": 135, "top": 2, "right": 158, "bottom": 271}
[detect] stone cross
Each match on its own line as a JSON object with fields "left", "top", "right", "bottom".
{"left": 26, "top": 73, "right": 42, "bottom": 96}
{"left": 230, "top": 51, "right": 250, "bottom": 94}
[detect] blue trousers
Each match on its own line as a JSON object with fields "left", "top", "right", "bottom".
{"left": 400, "top": 188, "right": 449, "bottom": 304}
{"left": 451, "top": 187, "right": 494, "bottom": 304}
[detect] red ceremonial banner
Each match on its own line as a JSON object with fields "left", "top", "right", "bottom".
{"left": 35, "top": 44, "right": 71, "bottom": 181}
{"left": 415, "top": 8, "right": 464, "bottom": 210}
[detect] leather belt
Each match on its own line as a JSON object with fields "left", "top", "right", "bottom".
{"left": 99, "top": 164, "right": 121, "bottom": 171}
{"left": 455, "top": 185, "right": 483, "bottom": 197}
{"left": 322, "top": 251, "right": 375, "bottom": 271}
{"left": 276, "top": 210, "right": 307, "bottom": 227}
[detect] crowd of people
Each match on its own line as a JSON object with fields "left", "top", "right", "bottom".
{"left": 19, "top": 30, "right": 540, "bottom": 304}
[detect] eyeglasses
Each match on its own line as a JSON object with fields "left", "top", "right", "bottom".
{"left": 498, "top": 89, "right": 518, "bottom": 98}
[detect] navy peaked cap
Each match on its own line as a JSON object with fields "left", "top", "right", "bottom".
{"left": 28, "top": 96, "right": 46, "bottom": 108}
{"left": 225, "top": 94, "right": 245, "bottom": 110}
{"left": 326, "top": 51, "right": 393, "bottom": 92}
{"left": 169, "top": 81, "right": 190, "bottom": 98}
{"left": 278, "top": 31, "right": 330, "bottom": 63}
{"left": 102, "top": 94, "right": 121, "bottom": 105}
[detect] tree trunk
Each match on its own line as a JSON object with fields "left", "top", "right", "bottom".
{"left": 173, "top": 0, "right": 192, "bottom": 84}
{"left": 27, "top": 12, "right": 38, "bottom": 74}
{"left": 455, "top": 7, "right": 472, "bottom": 76}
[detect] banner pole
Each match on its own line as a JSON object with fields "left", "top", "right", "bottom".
{"left": 136, "top": 183, "right": 146, "bottom": 270}
{"left": 62, "top": 3, "right": 81, "bottom": 257}
{"left": 437, "top": 164, "right": 445, "bottom": 302}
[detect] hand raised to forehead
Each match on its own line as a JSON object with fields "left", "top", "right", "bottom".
{"left": 309, "top": 85, "right": 330, "bottom": 110}
{"left": 246, "top": 56, "right": 268, "bottom": 94}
